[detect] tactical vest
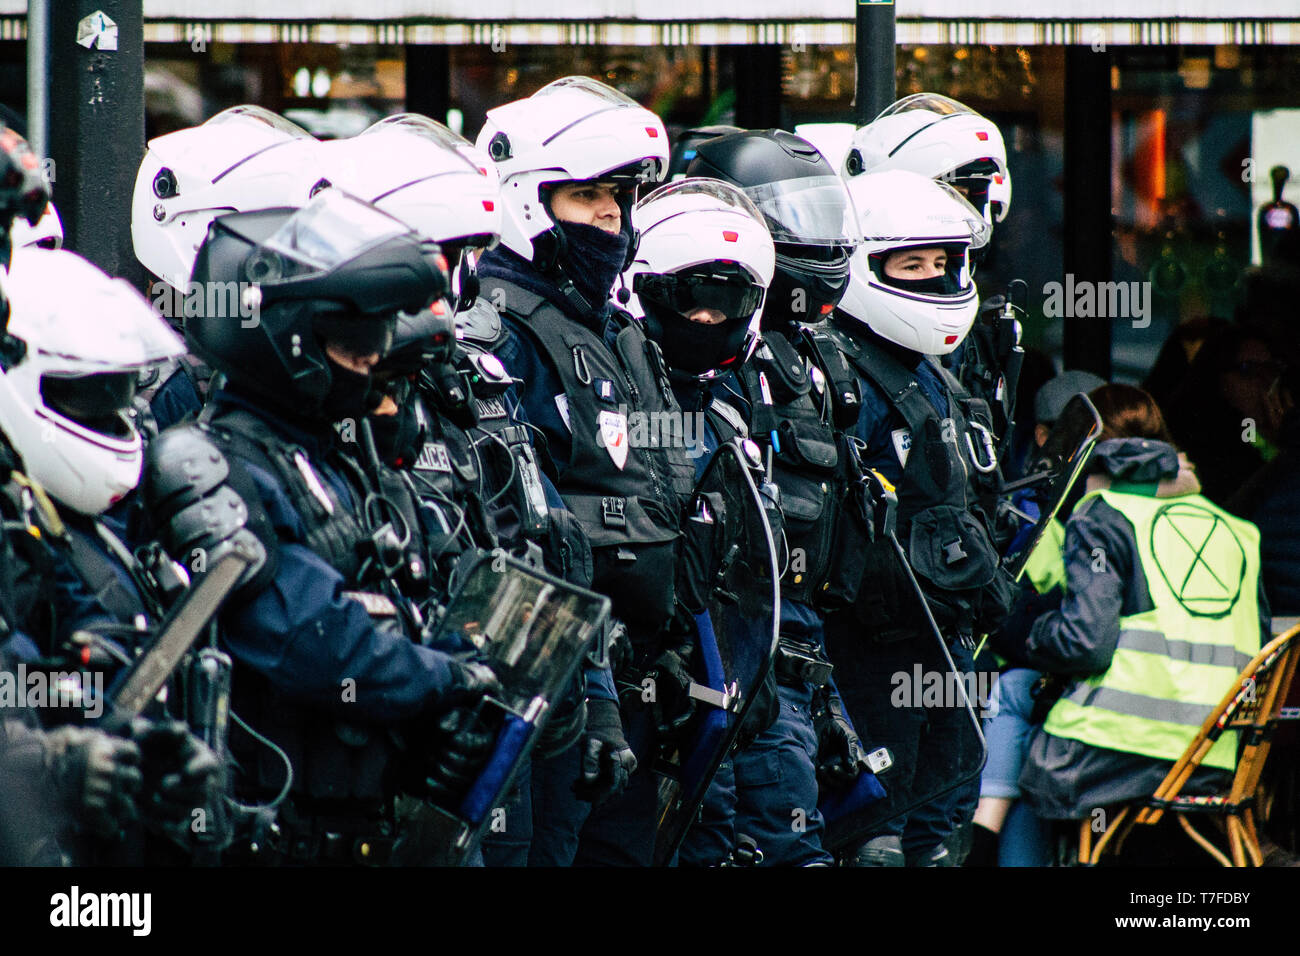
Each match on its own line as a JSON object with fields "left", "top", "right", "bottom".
{"left": 727, "top": 329, "right": 844, "bottom": 606}
{"left": 485, "top": 277, "right": 694, "bottom": 633}
{"left": 828, "top": 324, "right": 1006, "bottom": 637}
{"left": 201, "top": 406, "right": 403, "bottom": 806}
{"left": 453, "top": 309, "right": 553, "bottom": 549}
{"left": 1044, "top": 488, "right": 1263, "bottom": 771}
{"left": 0, "top": 471, "right": 64, "bottom": 649}
{"left": 205, "top": 407, "right": 368, "bottom": 585}
{"left": 63, "top": 521, "right": 151, "bottom": 628}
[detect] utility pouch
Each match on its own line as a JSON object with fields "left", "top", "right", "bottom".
{"left": 676, "top": 491, "right": 727, "bottom": 615}
{"left": 905, "top": 504, "right": 1000, "bottom": 633}
{"left": 756, "top": 333, "right": 812, "bottom": 404}
{"left": 775, "top": 417, "right": 838, "bottom": 471}
{"left": 773, "top": 637, "right": 834, "bottom": 688}
{"left": 816, "top": 436, "right": 873, "bottom": 612}
{"left": 566, "top": 494, "right": 680, "bottom": 632}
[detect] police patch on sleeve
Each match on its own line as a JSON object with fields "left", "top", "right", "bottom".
{"left": 891, "top": 427, "right": 912, "bottom": 467}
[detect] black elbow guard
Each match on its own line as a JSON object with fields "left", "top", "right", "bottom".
{"left": 142, "top": 424, "right": 277, "bottom": 596}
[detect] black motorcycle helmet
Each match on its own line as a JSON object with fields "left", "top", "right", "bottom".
{"left": 666, "top": 124, "right": 743, "bottom": 182}
{"left": 686, "top": 129, "right": 858, "bottom": 331}
{"left": 188, "top": 191, "right": 450, "bottom": 419}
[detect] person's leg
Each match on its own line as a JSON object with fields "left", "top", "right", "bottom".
{"left": 834, "top": 637, "right": 926, "bottom": 867}
{"left": 480, "top": 758, "right": 533, "bottom": 867}
{"left": 527, "top": 741, "right": 593, "bottom": 867}
{"left": 902, "top": 640, "right": 981, "bottom": 866}
{"left": 974, "top": 668, "right": 1042, "bottom": 829}
{"left": 678, "top": 757, "right": 737, "bottom": 867}
{"left": 572, "top": 701, "right": 659, "bottom": 867}
{"left": 731, "top": 681, "right": 834, "bottom": 866}
{"left": 998, "top": 798, "right": 1053, "bottom": 867}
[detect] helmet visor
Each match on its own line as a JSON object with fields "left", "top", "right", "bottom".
{"left": 634, "top": 264, "right": 765, "bottom": 321}
{"left": 41, "top": 371, "right": 137, "bottom": 437}
{"left": 534, "top": 77, "right": 640, "bottom": 107}
{"left": 740, "top": 176, "right": 860, "bottom": 247}
{"left": 634, "top": 177, "right": 766, "bottom": 225}
{"left": 360, "top": 115, "right": 484, "bottom": 174}
{"left": 205, "top": 105, "right": 314, "bottom": 139}
{"left": 262, "top": 190, "right": 413, "bottom": 272}
{"left": 873, "top": 93, "right": 978, "bottom": 122}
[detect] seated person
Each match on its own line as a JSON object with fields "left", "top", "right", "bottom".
{"left": 971, "top": 384, "right": 1269, "bottom": 866}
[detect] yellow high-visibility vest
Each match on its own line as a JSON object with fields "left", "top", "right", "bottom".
{"left": 1043, "top": 488, "right": 1262, "bottom": 770}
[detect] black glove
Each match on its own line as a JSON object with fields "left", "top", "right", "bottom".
{"left": 812, "top": 691, "right": 869, "bottom": 787}
{"left": 442, "top": 659, "right": 502, "bottom": 710}
{"left": 422, "top": 707, "right": 496, "bottom": 808}
{"left": 130, "top": 718, "right": 222, "bottom": 827}
{"left": 572, "top": 698, "right": 637, "bottom": 805}
{"left": 44, "top": 725, "right": 142, "bottom": 839}
{"left": 641, "top": 644, "right": 696, "bottom": 738}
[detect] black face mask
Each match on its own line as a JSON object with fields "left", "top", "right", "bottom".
{"left": 321, "top": 358, "right": 381, "bottom": 422}
{"left": 369, "top": 397, "right": 423, "bottom": 469}
{"left": 883, "top": 272, "right": 960, "bottom": 296}
{"left": 760, "top": 261, "right": 849, "bottom": 332}
{"left": 643, "top": 301, "right": 750, "bottom": 378}
{"left": 557, "top": 220, "right": 631, "bottom": 314}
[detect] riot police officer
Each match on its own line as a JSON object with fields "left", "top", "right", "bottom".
{"left": 142, "top": 191, "right": 499, "bottom": 864}
{"left": 684, "top": 129, "right": 878, "bottom": 865}
{"left": 825, "top": 169, "right": 1013, "bottom": 866}
{"left": 0, "top": 244, "right": 221, "bottom": 863}
{"left": 474, "top": 77, "right": 699, "bottom": 866}
{"left": 618, "top": 176, "right": 787, "bottom": 865}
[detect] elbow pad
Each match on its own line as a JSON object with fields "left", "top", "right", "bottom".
{"left": 141, "top": 424, "right": 276, "bottom": 596}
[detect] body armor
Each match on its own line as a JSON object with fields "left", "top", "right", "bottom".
{"left": 827, "top": 323, "right": 1009, "bottom": 638}
{"left": 485, "top": 277, "right": 694, "bottom": 635}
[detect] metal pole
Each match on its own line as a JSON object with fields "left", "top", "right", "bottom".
{"left": 404, "top": 43, "right": 449, "bottom": 125}
{"left": 1062, "top": 45, "right": 1113, "bottom": 379}
{"left": 855, "top": 0, "right": 896, "bottom": 125}
{"left": 48, "top": 1, "right": 145, "bottom": 285}
{"left": 26, "top": 0, "right": 49, "bottom": 157}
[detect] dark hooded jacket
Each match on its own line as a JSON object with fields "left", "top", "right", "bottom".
{"left": 1017, "top": 438, "right": 1271, "bottom": 819}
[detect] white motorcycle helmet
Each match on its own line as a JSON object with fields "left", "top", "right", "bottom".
{"left": 843, "top": 93, "right": 1012, "bottom": 225}
{"left": 9, "top": 201, "right": 62, "bottom": 250}
{"left": 132, "top": 105, "right": 321, "bottom": 288}
{"left": 317, "top": 114, "right": 501, "bottom": 310}
{"left": 623, "top": 178, "right": 775, "bottom": 380}
{"left": 836, "top": 170, "right": 990, "bottom": 356}
{"left": 476, "top": 76, "right": 669, "bottom": 268}
{"left": 0, "top": 247, "right": 184, "bottom": 514}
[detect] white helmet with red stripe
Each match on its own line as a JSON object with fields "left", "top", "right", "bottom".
{"left": 623, "top": 178, "right": 774, "bottom": 380}
{"left": 476, "top": 77, "right": 668, "bottom": 268}
{"left": 844, "top": 93, "right": 1011, "bottom": 226}
{"left": 132, "top": 105, "right": 320, "bottom": 288}
{"left": 317, "top": 114, "right": 502, "bottom": 310}
{"left": 0, "top": 247, "right": 184, "bottom": 514}
{"left": 836, "top": 170, "right": 990, "bottom": 355}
